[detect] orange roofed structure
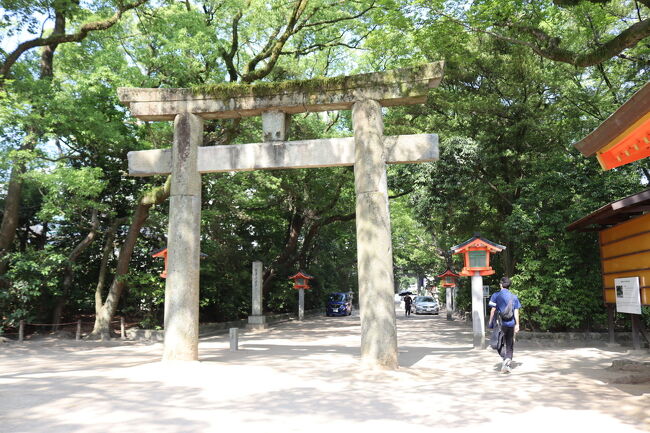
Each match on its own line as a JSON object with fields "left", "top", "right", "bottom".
{"left": 437, "top": 268, "right": 460, "bottom": 287}
{"left": 450, "top": 234, "right": 506, "bottom": 277}
{"left": 152, "top": 248, "right": 207, "bottom": 279}
{"left": 573, "top": 82, "right": 650, "bottom": 170}
{"left": 152, "top": 248, "right": 169, "bottom": 278}
{"left": 288, "top": 271, "right": 314, "bottom": 289}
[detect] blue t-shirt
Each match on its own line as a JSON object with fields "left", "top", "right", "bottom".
{"left": 489, "top": 289, "right": 521, "bottom": 327}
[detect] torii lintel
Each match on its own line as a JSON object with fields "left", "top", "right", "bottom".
{"left": 117, "top": 62, "right": 444, "bottom": 121}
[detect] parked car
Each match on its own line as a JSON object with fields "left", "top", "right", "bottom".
{"left": 326, "top": 292, "right": 353, "bottom": 316}
{"left": 413, "top": 296, "right": 439, "bottom": 315}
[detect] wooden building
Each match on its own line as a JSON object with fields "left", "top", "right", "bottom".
{"left": 571, "top": 81, "right": 650, "bottom": 348}
{"left": 573, "top": 82, "right": 650, "bottom": 170}
{"left": 567, "top": 189, "right": 650, "bottom": 347}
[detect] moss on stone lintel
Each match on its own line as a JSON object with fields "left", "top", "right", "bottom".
{"left": 192, "top": 62, "right": 443, "bottom": 100}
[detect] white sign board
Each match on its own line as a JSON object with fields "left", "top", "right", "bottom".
{"left": 615, "top": 277, "right": 642, "bottom": 315}
{"left": 483, "top": 286, "right": 490, "bottom": 298}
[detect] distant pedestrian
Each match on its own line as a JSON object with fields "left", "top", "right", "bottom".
{"left": 487, "top": 276, "right": 521, "bottom": 373}
{"left": 404, "top": 294, "right": 413, "bottom": 317}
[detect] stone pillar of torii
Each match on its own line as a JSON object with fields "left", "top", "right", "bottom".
{"left": 117, "top": 62, "right": 444, "bottom": 369}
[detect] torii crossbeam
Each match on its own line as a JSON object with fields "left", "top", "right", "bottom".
{"left": 117, "top": 62, "right": 444, "bottom": 369}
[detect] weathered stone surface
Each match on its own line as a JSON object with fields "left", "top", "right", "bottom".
{"left": 117, "top": 62, "right": 444, "bottom": 121}
{"left": 248, "top": 261, "right": 267, "bottom": 329}
{"left": 471, "top": 274, "right": 485, "bottom": 349}
{"left": 353, "top": 100, "right": 386, "bottom": 195}
{"left": 356, "top": 192, "right": 398, "bottom": 369}
{"left": 163, "top": 113, "right": 202, "bottom": 362}
{"left": 251, "top": 261, "right": 263, "bottom": 316}
{"left": 247, "top": 315, "right": 266, "bottom": 325}
{"left": 170, "top": 113, "right": 202, "bottom": 197}
{"left": 262, "top": 111, "right": 290, "bottom": 141}
{"left": 298, "top": 288, "right": 305, "bottom": 321}
{"left": 127, "top": 134, "right": 438, "bottom": 176}
{"left": 229, "top": 328, "right": 239, "bottom": 352}
{"left": 353, "top": 99, "right": 398, "bottom": 370}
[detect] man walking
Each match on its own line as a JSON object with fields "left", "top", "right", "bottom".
{"left": 488, "top": 276, "right": 521, "bottom": 373}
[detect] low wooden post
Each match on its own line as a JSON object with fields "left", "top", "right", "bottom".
{"left": 18, "top": 320, "right": 24, "bottom": 342}
{"left": 76, "top": 320, "right": 81, "bottom": 341}
{"left": 120, "top": 317, "right": 126, "bottom": 340}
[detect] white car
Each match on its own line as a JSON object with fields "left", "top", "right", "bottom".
{"left": 413, "top": 296, "right": 440, "bottom": 315}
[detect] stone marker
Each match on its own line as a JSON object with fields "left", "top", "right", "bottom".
{"left": 248, "top": 261, "right": 267, "bottom": 330}
{"left": 229, "top": 328, "right": 238, "bottom": 352}
{"left": 117, "top": 62, "right": 444, "bottom": 369}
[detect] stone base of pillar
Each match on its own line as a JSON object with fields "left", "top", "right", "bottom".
{"left": 247, "top": 315, "right": 267, "bottom": 330}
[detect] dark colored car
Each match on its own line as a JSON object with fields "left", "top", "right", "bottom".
{"left": 326, "top": 292, "right": 353, "bottom": 316}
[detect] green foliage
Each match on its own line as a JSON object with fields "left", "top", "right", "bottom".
{"left": 26, "top": 166, "right": 107, "bottom": 222}
{"left": 1, "top": 0, "right": 649, "bottom": 335}
{"left": 390, "top": 194, "right": 443, "bottom": 283}
{"left": 0, "top": 249, "right": 67, "bottom": 327}
{"left": 121, "top": 271, "right": 166, "bottom": 329}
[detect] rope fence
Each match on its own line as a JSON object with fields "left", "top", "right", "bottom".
{"left": 3, "top": 317, "right": 127, "bottom": 343}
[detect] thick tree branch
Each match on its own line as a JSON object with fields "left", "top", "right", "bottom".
{"left": 89, "top": 177, "right": 170, "bottom": 339}
{"left": 52, "top": 209, "right": 100, "bottom": 329}
{"left": 298, "top": 211, "right": 355, "bottom": 267}
{"left": 552, "top": 0, "right": 609, "bottom": 6}
{"left": 503, "top": 18, "right": 650, "bottom": 67}
{"left": 1, "top": 0, "right": 148, "bottom": 83}
{"left": 441, "top": 10, "right": 650, "bottom": 67}
{"left": 242, "top": 0, "right": 309, "bottom": 82}
{"left": 389, "top": 189, "right": 414, "bottom": 199}
{"left": 219, "top": 5, "right": 247, "bottom": 82}
{"left": 299, "top": 2, "right": 376, "bottom": 29}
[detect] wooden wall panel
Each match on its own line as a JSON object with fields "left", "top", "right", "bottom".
{"left": 599, "top": 213, "right": 650, "bottom": 305}
{"left": 600, "top": 213, "right": 650, "bottom": 244}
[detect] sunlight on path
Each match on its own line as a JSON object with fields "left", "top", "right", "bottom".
{"left": 1, "top": 309, "right": 648, "bottom": 433}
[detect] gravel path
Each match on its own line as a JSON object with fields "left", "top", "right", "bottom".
{"left": 1, "top": 309, "right": 648, "bottom": 433}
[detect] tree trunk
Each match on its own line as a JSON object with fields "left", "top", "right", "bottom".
{"left": 88, "top": 178, "right": 170, "bottom": 339}
{"left": 94, "top": 218, "right": 123, "bottom": 317}
{"left": 0, "top": 155, "right": 29, "bottom": 282}
{"left": 0, "top": 11, "right": 64, "bottom": 283}
{"left": 51, "top": 210, "right": 99, "bottom": 330}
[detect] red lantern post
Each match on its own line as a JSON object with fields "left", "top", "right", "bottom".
{"left": 152, "top": 248, "right": 207, "bottom": 279}
{"left": 451, "top": 234, "right": 505, "bottom": 348}
{"left": 437, "top": 268, "right": 460, "bottom": 321}
{"left": 288, "top": 271, "right": 314, "bottom": 320}
{"left": 152, "top": 248, "right": 169, "bottom": 278}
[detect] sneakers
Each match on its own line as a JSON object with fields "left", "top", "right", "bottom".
{"left": 501, "top": 358, "right": 512, "bottom": 373}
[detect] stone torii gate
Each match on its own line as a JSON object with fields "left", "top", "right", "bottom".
{"left": 117, "top": 62, "right": 444, "bottom": 369}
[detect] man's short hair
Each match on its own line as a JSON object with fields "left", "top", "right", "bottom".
{"left": 500, "top": 276, "right": 511, "bottom": 288}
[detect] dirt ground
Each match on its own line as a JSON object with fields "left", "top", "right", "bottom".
{"left": 1, "top": 309, "right": 649, "bottom": 433}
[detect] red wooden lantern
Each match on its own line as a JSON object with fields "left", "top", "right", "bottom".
{"left": 152, "top": 248, "right": 207, "bottom": 279}
{"left": 437, "top": 268, "right": 460, "bottom": 287}
{"left": 288, "top": 271, "right": 314, "bottom": 289}
{"left": 450, "top": 234, "right": 505, "bottom": 277}
{"left": 152, "top": 248, "right": 169, "bottom": 278}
